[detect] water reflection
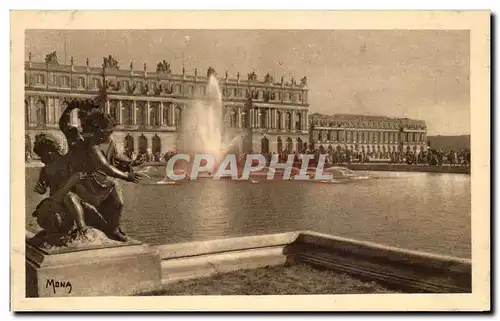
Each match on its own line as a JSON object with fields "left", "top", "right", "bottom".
{"left": 187, "top": 180, "right": 234, "bottom": 239}
{"left": 25, "top": 168, "right": 471, "bottom": 258}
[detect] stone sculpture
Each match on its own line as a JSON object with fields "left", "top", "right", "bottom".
{"left": 45, "top": 51, "right": 58, "bottom": 64}
{"left": 29, "top": 94, "right": 147, "bottom": 250}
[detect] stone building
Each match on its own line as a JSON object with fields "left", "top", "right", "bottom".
{"left": 24, "top": 52, "right": 310, "bottom": 157}
{"left": 309, "top": 113, "right": 428, "bottom": 157}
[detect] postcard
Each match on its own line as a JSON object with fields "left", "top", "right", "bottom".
{"left": 11, "top": 10, "right": 490, "bottom": 311}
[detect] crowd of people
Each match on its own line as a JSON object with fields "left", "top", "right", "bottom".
{"left": 388, "top": 148, "right": 471, "bottom": 166}
{"left": 122, "top": 146, "right": 470, "bottom": 168}
{"left": 27, "top": 140, "right": 471, "bottom": 168}
{"left": 123, "top": 150, "right": 165, "bottom": 163}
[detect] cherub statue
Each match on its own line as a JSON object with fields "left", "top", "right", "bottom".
{"left": 58, "top": 102, "right": 146, "bottom": 242}
{"left": 31, "top": 134, "right": 106, "bottom": 240}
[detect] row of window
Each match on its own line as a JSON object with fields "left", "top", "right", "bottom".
{"left": 312, "top": 119, "right": 425, "bottom": 130}
{"left": 221, "top": 87, "right": 303, "bottom": 102}
{"left": 24, "top": 98, "right": 180, "bottom": 127}
{"left": 26, "top": 73, "right": 305, "bottom": 102}
{"left": 317, "top": 145, "right": 424, "bottom": 153}
{"left": 313, "top": 131, "right": 426, "bottom": 143}
{"left": 108, "top": 104, "right": 305, "bottom": 130}
{"left": 123, "top": 134, "right": 162, "bottom": 154}
{"left": 263, "top": 136, "right": 304, "bottom": 154}
{"left": 27, "top": 73, "right": 201, "bottom": 94}
{"left": 108, "top": 102, "right": 182, "bottom": 127}
{"left": 28, "top": 74, "right": 101, "bottom": 89}
{"left": 226, "top": 111, "right": 303, "bottom": 130}
{"left": 25, "top": 98, "right": 305, "bottom": 132}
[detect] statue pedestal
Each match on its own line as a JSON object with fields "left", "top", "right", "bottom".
{"left": 26, "top": 236, "right": 162, "bottom": 297}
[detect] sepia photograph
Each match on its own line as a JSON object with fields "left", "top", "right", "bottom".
{"left": 10, "top": 10, "right": 490, "bottom": 311}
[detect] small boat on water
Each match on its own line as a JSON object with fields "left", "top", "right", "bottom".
{"left": 155, "top": 180, "right": 177, "bottom": 185}
{"left": 326, "top": 166, "right": 370, "bottom": 180}
{"left": 293, "top": 166, "right": 369, "bottom": 181}
{"left": 324, "top": 166, "right": 357, "bottom": 178}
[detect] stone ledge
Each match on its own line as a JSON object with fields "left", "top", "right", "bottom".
{"left": 296, "top": 230, "right": 471, "bottom": 273}
{"left": 26, "top": 231, "right": 162, "bottom": 297}
{"left": 155, "top": 231, "right": 300, "bottom": 260}
{"left": 153, "top": 230, "right": 471, "bottom": 293}
{"left": 291, "top": 231, "right": 471, "bottom": 293}
{"left": 25, "top": 229, "right": 472, "bottom": 295}
{"left": 347, "top": 163, "right": 471, "bottom": 174}
{"left": 26, "top": 229, "right": 143, "bottom": 257}
{"left": 27, "top": 242, "right": 154, "bottom": 269}
{"left": 161, "top": 246, "right": 287, "bottom": 284}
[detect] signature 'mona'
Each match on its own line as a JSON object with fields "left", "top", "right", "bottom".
{"left": 46, "top": 279, "right": 72, "bottom": 294}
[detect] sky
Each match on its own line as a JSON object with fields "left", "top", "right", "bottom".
{"left": 25, "top": 30, "right": 470, "bottom": 135}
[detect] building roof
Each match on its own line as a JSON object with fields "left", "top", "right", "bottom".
{"left": 310, "top": 112, "right": 425, "bottom": 124}
{"left": 25, "top": 58, "right": 308, "bottom": 91}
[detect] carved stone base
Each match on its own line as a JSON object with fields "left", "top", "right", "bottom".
{"left": 26, "top": 231, "right": 162, "bottom": 297}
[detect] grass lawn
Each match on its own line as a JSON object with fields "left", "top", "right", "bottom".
{"left": 142, "top": 263, "right": 401, "bottom": 295}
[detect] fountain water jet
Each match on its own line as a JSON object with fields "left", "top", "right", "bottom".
{"left": 163, "top": 74, "right": 243, "bottom": 180}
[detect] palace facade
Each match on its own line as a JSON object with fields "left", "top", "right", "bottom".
{"left": 25, "top": 52, "right": 310, "bottom": 157}
{"left": 309, "top": 113, "right": 428, "bottom": 157}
